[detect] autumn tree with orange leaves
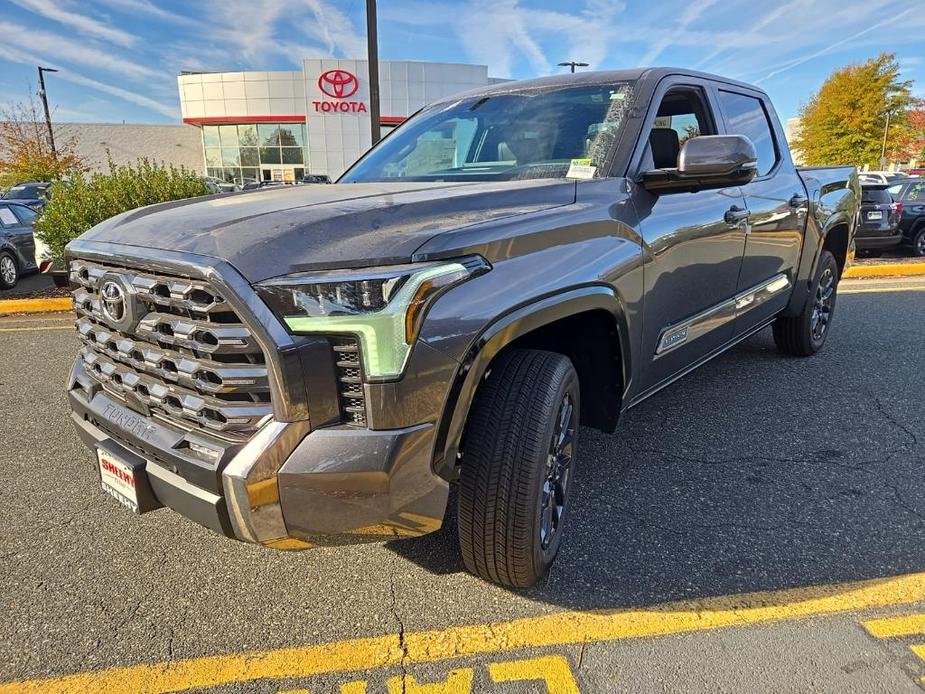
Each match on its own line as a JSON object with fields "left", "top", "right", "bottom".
{"left": 0, "top": 96, "right": 83, "bottom": 188}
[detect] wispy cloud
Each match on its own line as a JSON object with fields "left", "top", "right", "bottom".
{"left": 304, "top": 0, "right": 366, "bottom": 58}
{"left": 9, "top": 0, "right": 137, "bottom": 47}
{"left": 637, "top": 0, "right": 721, "bottom": 66}
{"left": 0, "top": 21, "right": 160, "bottom": 82}
{"left": 0, "top": 43, "right": 177, "bottom": 119}
{"left": 755, "top": 4, "right": 918, "bottom": 83}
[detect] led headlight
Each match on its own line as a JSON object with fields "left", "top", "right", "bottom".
{"left": 256, "top": 256, "right": 490, "bottom": 379}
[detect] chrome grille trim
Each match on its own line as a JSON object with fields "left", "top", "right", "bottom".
{"left": 70, "top": 258, "right": 273, "bottom": 437}
{"left": 70, "top": 259, "right": 229, "bottom": 315}
{"left": 75, "top": 317, "right": 269, "bottom": 395}
{"left": 80, "top": 349, "right": 272, "bottom": 433}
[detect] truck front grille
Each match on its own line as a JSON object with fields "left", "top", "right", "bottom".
{"left": 70, "top": 259, "right": 272, "bottom": 440}
{"left": 332, "top": 338, "right": 367, "bottom": 426}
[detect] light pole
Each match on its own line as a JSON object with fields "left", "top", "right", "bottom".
{"left": 558, "top": 61, "right": 589, "bottom": 74}
{"left": 366, "top": 0, "right": 381, "bottom": 145}
{"left": 879, "top": 110, "right": 892, "bottom": 169}
{"left": 37, "top": 66, "right": 58, "bottom": 158}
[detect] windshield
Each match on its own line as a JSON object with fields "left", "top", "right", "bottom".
{"left": 3, "top": 183, "right": 48, "bottom": 200}
{"left": 342, "top": 82, "right": 634, "bottom": 183}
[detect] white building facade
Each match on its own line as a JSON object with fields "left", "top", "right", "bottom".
{"left": 177, "top": 59, "right": 499, "bottom": 183}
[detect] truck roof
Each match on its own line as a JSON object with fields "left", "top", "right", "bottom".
{"left": 445, "top": 67, "right": 768, "bottom": 100}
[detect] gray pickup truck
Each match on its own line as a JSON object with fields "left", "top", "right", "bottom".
{"left": 65, "top": 68, "right": 857, "bottom": 588}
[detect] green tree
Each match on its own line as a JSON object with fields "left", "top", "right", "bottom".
{"left": 793, "top": 53, "right": 913, "bottom": 167}
{"left": 34, "top": 158, "right": 209, "bottom": 262}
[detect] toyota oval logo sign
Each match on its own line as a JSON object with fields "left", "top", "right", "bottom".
{"left": 318, "top": 69, "right": 359, "bottom": 99}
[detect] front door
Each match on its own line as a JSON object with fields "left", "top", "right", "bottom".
{"left": 631, "top": 83, "right": 748, "bottom": 395}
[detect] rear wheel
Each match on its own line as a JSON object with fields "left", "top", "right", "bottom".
{"left": 913, "top": 228, "right": 925, "bottom": 258}
{"left": 0, "top": 251, "right": 18, "bottom": 289}
{"left": 457, "top": 349, "right": 579, "bottom": 588}
{"left": 773, "top": 250, "right": 839, "bottom": 356}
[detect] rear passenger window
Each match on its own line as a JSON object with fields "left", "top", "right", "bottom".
{"left": 718, "top": 91, "right": 778, "bottom": 177}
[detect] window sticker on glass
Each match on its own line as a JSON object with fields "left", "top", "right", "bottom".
{"left": 0, "top": 208, "right": 19, "bottom": 226}
{"left": 566, "top": 158, "right": 596, "bottom": 179}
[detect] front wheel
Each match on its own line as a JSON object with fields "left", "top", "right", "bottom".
{"left": 773, "top": 250, "right": 839, "bottom": 356}
{"left": 0, "top": 251, "right": 18, "bottom": 289}
{"left": 457, "top": 349, "right": 580, "bottom": 588}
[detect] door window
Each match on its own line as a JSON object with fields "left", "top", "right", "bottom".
{"left": 12, "top": 206, "right": 37, "bottom": 224}
{"left": 644, "top": 87, "right": 716, "bottom": 170}
{"left": 903, "top": 181, "right": 925, "bottom": 202}
{"left": 717, "top": 91, "right": 779, "bottom": 176}
{"left": 0, "top": 207, "right": 19, "bottom": 227}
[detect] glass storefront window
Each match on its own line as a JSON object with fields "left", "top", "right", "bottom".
{"left": 203, "top": 126, "right": 220, "bottom": 148}
{"left": 259, "top": 124, "right": 280, "bottom": 147}
{"left": 279, "top": 125, "right": 304, "bottom": 148}
{"left": 205, "top": 147, "right": 222, "bottom": 168}
{"left": 238, "top": 124, "right": 258, "bottom": 147}
{"left": 219, "top": 125, "right": 238, "bottom": 147}
{"left": 240, "top": 147, "right": 259, "bottom": 166}
{"left": 201, "top": 123, "right": 308, "bottom": 181}
{"left": 260, "top": 147, "right": 281, "bottom": 164}
{"left": 281, "top": 147, "right": 303, "bottom": 164}
{"left": 222, "top": 148, "right": 240, "bottom": 167}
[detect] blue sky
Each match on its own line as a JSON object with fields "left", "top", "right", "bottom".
{"left": 0, "top": 0, "right": 922, "bottom": 125}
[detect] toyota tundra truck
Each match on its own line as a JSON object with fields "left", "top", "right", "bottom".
{"left": 65, "top": 68, "right": 858, "bottom": 588}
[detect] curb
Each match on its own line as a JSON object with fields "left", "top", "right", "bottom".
{"left": 844, "top": 262, "right": 925, "bottom": 279}
{"left": 0, "top": 297, "right": 72, "bottom": 316}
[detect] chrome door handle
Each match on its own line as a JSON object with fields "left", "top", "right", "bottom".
{"left": 724, "top": 206, "right": 750, "bottom": 225}
{"left": 789, "top": 194, "right": 808, "bottom": 208}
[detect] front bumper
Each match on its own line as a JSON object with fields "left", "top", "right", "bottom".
{"left": 69, "top": 359, "right": 449, "bottom": 547}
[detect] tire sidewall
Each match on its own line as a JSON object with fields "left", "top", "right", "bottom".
{"left": 0, "top": 252, "right": 18, "bottom": 289}
{"left": 806, "top": 251, "right": 839, "bottom": 352}
{"left": 914, "top": 229, "right": 925, "bottom": 258}
{"left": 529, "top": 365, "right": 580, "bottom": 576}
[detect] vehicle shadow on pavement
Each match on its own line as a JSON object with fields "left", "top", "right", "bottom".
{"left": 388, "top": 326, "right": 925, "bottom": 609}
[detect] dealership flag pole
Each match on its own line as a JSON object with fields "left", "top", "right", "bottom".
{"left": 366, "top": 0, "right": 381, "bottom": 145}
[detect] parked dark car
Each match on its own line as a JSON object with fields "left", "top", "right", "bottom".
{"left": 887, "top": 178, "right": 925, "bottom": 256}
{"left": 301, "top": 174, "right": 332, "bottom": 184}
{"left": 855, "top": 183, "right": 903, "bottom": 256}
{"left": 64, "top": 68, "right": 858, "bottom": 588}
{"left": 0, "top": 202, "right": 39, "bottom": 289}
{"left": 1, "top": 181, "right": 52, "bottom": 210}
{"left": 242, "top": 180, "right": 286, "bottom": 191}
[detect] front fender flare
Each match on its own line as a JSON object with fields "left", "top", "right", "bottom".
{"left": 431, "top": 285, "right": 631, "bottom": 480}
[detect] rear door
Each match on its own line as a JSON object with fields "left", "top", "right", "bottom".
{"left": 715, "top": 89, "right": 805, "bottom": 333}
{"left": 11, "top": 204, "right": 38, "bottom": 268}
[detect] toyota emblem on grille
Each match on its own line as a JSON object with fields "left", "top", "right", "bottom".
{"left": 318, "top": 69, "right": 359, "bottom": 98}
{"left": 98, "top": 275, "right": 138, "bottom": 332}
{"left": 101, "top": 280, "right": 126, "bottom": 322}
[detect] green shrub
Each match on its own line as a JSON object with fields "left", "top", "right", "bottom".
{"left": 34, "top": 157, "right": 209, "bottom": 262}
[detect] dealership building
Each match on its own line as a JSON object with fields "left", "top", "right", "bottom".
{"left": 177, "top": 59, "right": 502, "bottom": 183}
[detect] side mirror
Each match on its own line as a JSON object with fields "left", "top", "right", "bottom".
{"left": 641, "top": 135, "right": 758, "bottom": 193}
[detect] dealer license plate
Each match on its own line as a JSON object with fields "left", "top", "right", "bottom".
{"left": 867, "top": 211, "right": 883, "bottom": 220}
{"left": 97, "top": 447, "right": 140, "bottom": 513}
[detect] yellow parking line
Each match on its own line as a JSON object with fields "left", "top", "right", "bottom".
{"left": 840, "top": 285, "right": 925, "bottom": 294}
{"left": 863, "top": 613, "right": 925, "bottom": 639}
{"left": 0, "top": 326, "right": 74, "bottom": 333}
{"left": 3, "top": 571, "right": 925, "bottom": 694}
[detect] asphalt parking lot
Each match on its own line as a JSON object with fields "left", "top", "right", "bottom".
{"left": 2, "top": 277, "right": 925, "bottom": 693}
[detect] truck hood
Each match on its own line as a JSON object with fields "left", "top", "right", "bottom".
{"left": 79, "top": 180, "right": 575, "bottom": 282}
